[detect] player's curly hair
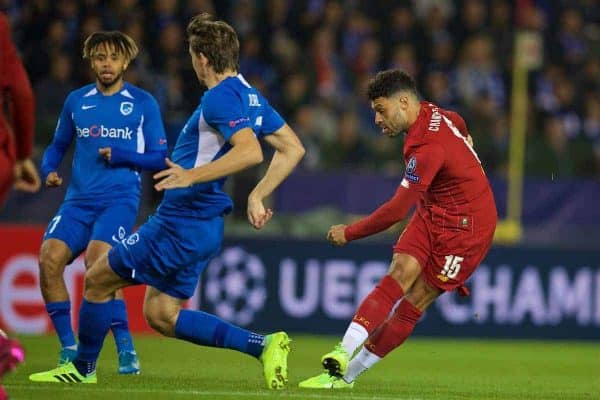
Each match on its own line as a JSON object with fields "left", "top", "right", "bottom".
{"left": 367, "top": 69, "right": 418, "bottom": 100}
{"left": 82, "top": 31, "right": 138, "bottom": 63}
{"left": 187, "top": 13, "right": 239, "bottom": 74}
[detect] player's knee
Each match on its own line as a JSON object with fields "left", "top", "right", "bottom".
{"left": 38, "top": 250, "right": 66, "bottom": 283}
{"left": 143, "top": 308, "right": 176, "bottom": 337}
{"left": 387, "top": 254, "right": 421, "bottom": 292}
{"left": 82, "top": 266, "right": 110, "bottom": 300}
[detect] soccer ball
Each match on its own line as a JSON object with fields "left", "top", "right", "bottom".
{"left": 204, "top": 247, "right": 267, "bottom": 326}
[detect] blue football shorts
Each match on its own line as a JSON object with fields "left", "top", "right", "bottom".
{"left": 43, "top": 197, "right": 139, "bottom": 260}
{"left": 108, "top": 211, "right": 224, "bottom": 299}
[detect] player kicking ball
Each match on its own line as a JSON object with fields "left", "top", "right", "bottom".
{"left": 29, "top": 13, "right": 304, "bottom": 389}
{"left": 299, "top": 69, "right": 497, "bottom": 389}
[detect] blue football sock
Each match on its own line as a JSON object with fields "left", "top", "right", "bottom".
{"left": 46, "top": 301, "right": 76, "bottom": 348}
{"left": 110, "top": 299, "right": 135, "bottom": 353}
{"left": 175, "top": 309, "right": 265, "bottom": 358}
{"left": 74, "top": 299, "right": 112, "bottom": 375}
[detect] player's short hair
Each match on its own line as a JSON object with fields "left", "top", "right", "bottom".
{"left": 367, "top": 69, "right": 418, "bottom": 100}
{"left": 82, "top": 31, "right": 138, "bottom": 63}
{"left": 187, "top": 13, "right": 239, "bottom": 74}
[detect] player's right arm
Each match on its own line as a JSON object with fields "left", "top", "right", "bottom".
{"left": 41, "top": 93, "right": 76, "bottom": 187}
{"left": 154, "top": 87, "right": 263, "bottom": 191}
{"left": 339, "top": 142, "right": 445, "bottom": 244}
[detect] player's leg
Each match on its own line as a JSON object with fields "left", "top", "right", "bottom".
{"left": 39, "top": 205, "right": 91, "bottom": 366}
{"left": 142, "top": 286, "right": 291, "bottom": 389}
{"left": 90, "top": 199, "right": 140, "bottom": 373}
{"left": 29, "top": 251, "right": 134, "bottom": 383}
{"left": 343, "top": 274, "right": 441, "bottom": 384}
{"left": 301, "top": 216, "right": 430, "bottom": 388}
{"left": 323, "top": 253, "right": 422, "bottom": 376}
{"left": 341, "top": 223, "right": 496, "bottom": 385}
{"left": 299, "top": 253, "right": 423, "bottom": 389}
{"left": 85, "top": 240, "right": 139, "bottom": 374}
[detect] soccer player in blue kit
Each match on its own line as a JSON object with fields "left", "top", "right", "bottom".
{"left": 36, "top": 31, "right": 167, "bottom": 375}
{"left": 30, "top": 13, "right": 305, "bottom": 389}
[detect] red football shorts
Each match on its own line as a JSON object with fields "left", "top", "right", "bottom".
{"left": 393, "top": 208, "right": 496, "bottom": 293}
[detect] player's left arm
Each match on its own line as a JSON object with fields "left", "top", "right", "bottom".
{"left": 248, "top": 114, "right": 305, "bottom": 229}
{"left": 333, "top": 143, "right": 445, "bottom": 245}
{"left": 99, "top": 96, "right": 167, "bottom": 170}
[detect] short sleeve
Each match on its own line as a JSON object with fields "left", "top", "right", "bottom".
{"left": 202, "top": 88, "right": 253, "bottom": 141}
{"left": 404, "top": 142, "right": 445, "bottom": 191}
{"left": 258, "top": 99, "right": 285, "bottom": 137}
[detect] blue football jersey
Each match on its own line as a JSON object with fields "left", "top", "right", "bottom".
{"left": 42, "top": 83, "right": 167, "bottom": 201}
{"left": 158, "top": 74, "right": 285, "bottom": 218}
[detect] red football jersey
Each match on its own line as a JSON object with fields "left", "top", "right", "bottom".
{"left": 403, "top": 102, "right": 497, "bottom": 231}
{"left": 345, "top": 101, "right": 496, "bottom": 241}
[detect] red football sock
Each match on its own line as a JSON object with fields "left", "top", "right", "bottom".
{"left": 352, "top": 275, "right": 404, "bottom": 335}
{"left": 366, "top": 299, "right": 423, "bottom": 357}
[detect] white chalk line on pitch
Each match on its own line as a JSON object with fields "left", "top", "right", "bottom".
{"left": 6, "top": 384, "right": 424, "bottom": 400}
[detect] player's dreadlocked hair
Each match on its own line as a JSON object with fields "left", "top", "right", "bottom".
{"left": 367, "top": 69, "right": 418, "bottom": 100}
{"left": 82, "top": 31, "right": 138, "bottom": 63}
{"left": 187, "top": 13, "right": 239, "bottom": 74}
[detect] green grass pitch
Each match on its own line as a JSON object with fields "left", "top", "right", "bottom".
{"left": 4, "top": 334, "right": 599, "bottom": 399}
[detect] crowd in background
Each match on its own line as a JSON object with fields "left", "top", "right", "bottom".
{"left": 2, "top": 0, "right": 599, "bottom": 180}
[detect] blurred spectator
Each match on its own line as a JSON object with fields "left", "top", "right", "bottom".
{"left": 452, "top": 34, "right": 505, "bottom": 109}
{"left": 527, "top": 117, "right": 575, "bottom": 178}
{"left": 321, "top": 111, "right": 372, "bottom": 171}
{"left": 34, "top": 53, "right": 75, "bottom": 145}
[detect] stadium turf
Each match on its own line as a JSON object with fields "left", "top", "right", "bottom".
{"left": 5, "top": 334, "right": 598, "bottom": 399}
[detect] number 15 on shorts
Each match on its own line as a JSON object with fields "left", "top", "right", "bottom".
{"left": 439, "top": 255, "right": 463, "bottom": 281}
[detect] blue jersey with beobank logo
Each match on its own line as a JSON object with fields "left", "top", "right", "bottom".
{"left": 41, "top": 82, "right": 167, "bottom": 202}
{"left": 157, "top": 74, "right": 285, "bottom": 219}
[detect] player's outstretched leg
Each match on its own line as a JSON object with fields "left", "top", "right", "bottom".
{"left": 298, "top": 372, "right": 354, "bottom": 389}
{"left": 321, "top": 342, "right": 350, "bottom": 377}
{"left": 110, "top": 298, "right": 140, "bottom": 374}
{"left": 259, "top": 331, "right": 291, "bottom": 389}
{"left": 173, "top": 309, "right": 291, "bottom": 389}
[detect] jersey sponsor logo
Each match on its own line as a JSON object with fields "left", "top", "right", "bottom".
{"left": 228, "top": 117, "right": 250, "bottom": 128}
{"left": 120, "top": 101, "right": 134, "bottom": 116}
{"left": 81, "top": 104, "right": 96, "bottom": 110}
{"left": 159, "top": 138, "right": 167, "bottom": 145}
{"left": 405, "top": 156, "right": 420, "bottom": 182}
{"left": 76, "top": 125, "right": 133, "bottom": 140}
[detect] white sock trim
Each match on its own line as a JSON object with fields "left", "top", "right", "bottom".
{"left": 343, "top": 347, "right": 381, "bottom": 383}
{"left": 341, "top": 322, "right": 369, "bottom": 357}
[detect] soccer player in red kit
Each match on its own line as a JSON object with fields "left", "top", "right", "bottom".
{"left": 299, "top": 69, "right": 497, "bottom": 389}
{"left": 0, "top": 12, "right": 40, "bottom": 208}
